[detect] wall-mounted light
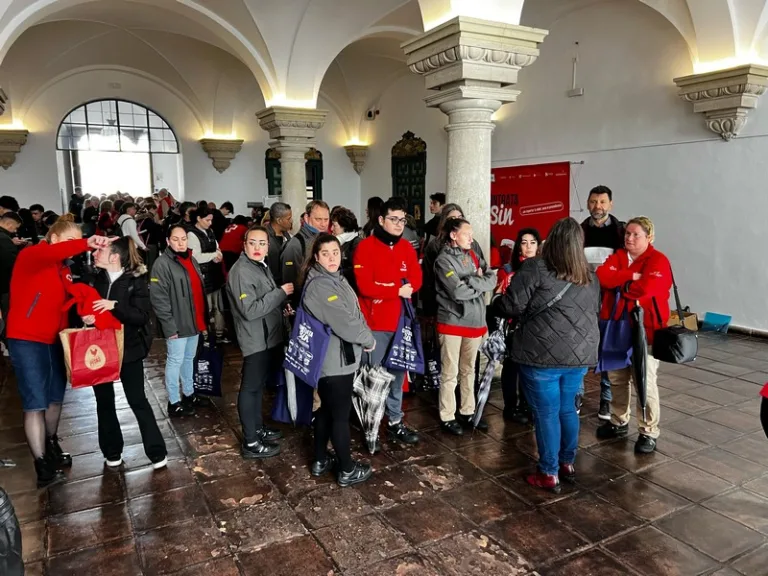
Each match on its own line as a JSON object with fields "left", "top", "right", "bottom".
{"left": 693, "top": 52, "right": 768, "bottom": 75}
{"left": 344, "top": 144, "right": 368, "bottom": 175}
{"left": 0, "top": 127, "right": 29, "bottom": 169}
{"left": 199, "top": 137, "right": 244, "bottom": 173}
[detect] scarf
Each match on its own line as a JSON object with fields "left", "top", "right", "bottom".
{"left": 372, "top": 225, "right": 401, "bottom": 247}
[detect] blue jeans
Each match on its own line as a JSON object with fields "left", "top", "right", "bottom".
{"left": 519, "top": 365, "right": 587, "bottom": 476}
{"left": 165, "top": 335, "right": 199, "bottom": 405}
{"left": 7, "top": 339, "right": 67, "bottom": 412}
{"left": 365, "top": 331, "right": 406, "bottom": 423}
{"left": 600, "top": 374, "right": 612, "bottom": 402}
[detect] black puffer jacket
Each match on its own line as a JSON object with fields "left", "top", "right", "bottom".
{"left": 493, "top": 258, "right": 600, "bottom": 368}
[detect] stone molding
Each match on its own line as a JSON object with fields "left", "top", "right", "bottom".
{"left": 674, "top": 65, "right": 768, "bottom": 141}
{"left": 402, "top": 16, "right": 548, "bottom": 106}
{"left": 0, "top": 129, "right": 28, "bottom": 169}
{"left": 256, "top": 106, "right": 328, "bottom": 144}
{"left": 199, "top": 138, "right": 244, "bottom": 173}
{"left": 344, "top": 144, "right": 368, "bottom": 174}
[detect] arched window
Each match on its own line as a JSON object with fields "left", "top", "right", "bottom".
{"left": 391, "top": 131, "right": 427, "bottom": 226}
{"left": 57, "top": 99, "right": 178, "bottom": 153}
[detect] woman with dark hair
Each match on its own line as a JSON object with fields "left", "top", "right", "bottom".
{"left": 300, "top": 233, "right": 376, "bottom": 487}
{"left": 187, "top": 205, "right": 226, "bottom": 339}
{"left": 97, "top": 200, "right": 117, "bottom": 236}
{"left": 16, "top": 209, "right": 39, "bottom": 244}
{"left": 497, "top": 228, "right": 541, "bottom": 423}
{"left": 331, "top": 207, "right": 362, "bottom": 291}
{"left": 434, "top": 218, "right": 497, "bottom": 435}
{"left": 493, "top": 217, "right": 600, "bottom": 492}
{"left": 362, "top": 196, "right": 383, "bottom": 238}
{"left": 82, "top": 237, "right": 168, "bottom": 469}
{"left": 150, "top": 224, "right": 209, "bottom": 417}
{"left": 227, "top": 226, "right": 293, "bottom": 459}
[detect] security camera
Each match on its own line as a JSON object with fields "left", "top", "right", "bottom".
{"left": 365, "top": 107, "right": 380, "bottom": 121}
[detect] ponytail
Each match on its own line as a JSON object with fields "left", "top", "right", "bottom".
{"left": 110, "top": 237, "right": 145, "bottom": 272}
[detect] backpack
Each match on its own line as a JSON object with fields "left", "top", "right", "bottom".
{"left": 116, "top": 215, "right": 135, "bottom": 238}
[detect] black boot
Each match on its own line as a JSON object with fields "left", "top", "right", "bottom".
{"left": 46, "top": 435, "right": 72, "bottom": 468}
{"left": 34, "top": 457, "right": 65, "bottom": 489}
{"left": 0, "top": 488, "right": 23, "bottom": 576}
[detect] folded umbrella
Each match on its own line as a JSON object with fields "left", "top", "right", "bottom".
{"left": 631, "top": 303, "right": 648, "bottom": 422}
{"left": 472, "top": 329, "right": 506, "bottom": 429}
{"left": 352, "top": 365, "right": 395, "bottom": 454}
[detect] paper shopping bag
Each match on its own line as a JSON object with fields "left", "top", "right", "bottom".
{"left": 59, "top": 327, "right": 124, "bottom": 388}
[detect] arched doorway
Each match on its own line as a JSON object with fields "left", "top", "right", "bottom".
{"left": 56, "top": 99, "right": 183, "bottom": 206}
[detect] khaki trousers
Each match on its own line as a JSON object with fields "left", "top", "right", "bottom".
{"left": 439, "top": 334, "right": 482, "bottom": 422}
{"left": 607, "top": 356, "right": 661, "bottom": 439}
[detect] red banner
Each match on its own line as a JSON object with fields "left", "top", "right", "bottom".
{"left": 491, "top": 162, "right": 570, "bottom": 259}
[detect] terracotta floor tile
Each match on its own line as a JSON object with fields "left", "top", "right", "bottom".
{"left": 586, "top": 437, "right": 670, "bottom": 474}
{"left": 0, "top": 426, "right": 28, "bottom": 450}
{"left": 48, "top": 502, "right": 132, "bottom": 556}
{"left": 177, "top": 428, "right": 240, "bottom": 458}
{"left": 123, "top": 458, "right": 196, "bottom": 499}
{"left": 656, "top": 506, "right": 764, "bottom": 562}
{"left": 9, "top": 488, "right": 48, "bottom": 525}
{"left": 23, "top": 561, "right": 44, "bottom": 576}
{"left": 421, "top": 531, "right": 529, "bottom": 575}
{"left": 293, "top": 483, "right": 372, "bottom": 529}
{"left": 547, "top": 492, "right": 644, "bottom": 542}
{"left": 217, "top": 500, "right": 307, "bottom": 552}
{"left": 594, "top": 474, "right": 690, "bottom": 521}
{"left": 120, "top": 440, "right": 184, "bottom": 471}
{"left": 486, "top": 509, "right": 587, "bottom": 565}
{"left": 424, "top": 427, "right": 496, "bottom": 452}
{"left": 201, "top": 472, "right": 276, "bottom": 514}
{"left": 48, "top": 473, "right": 125, "bottom": 515}
{"left": 542, "top": 549, "right": 631, "bottom": 576}
{"left": 720, "top": 434, "right": 768, "bottom": 466}
{"left": 666, "top": 417, "right": 744, "bottom": 446}
{"left": 20, "top": 519, "right": 45, "bottom": 563}
{"left": 641, "top": 461, "right": 733, "bottom": 502}
{"left": 354, "top": 464, "right": 430, "bottom": 509}
{"left": 189, "top": 449, "right": 262, "bottom": 482}
{"left": 167, "top": 409, "right": 227, "bottom": 436}
{"left": 46, "top": 538, "right": 143, "bottom": 576}
{"left": 704, "top": 489, "right": 768, "bottom": 535}
{"left": 700, "top": 406, "right": 763, "bottom": 433}
{"left": 699, "top": 362, "right": 755, "bottom": 378}
{"left": 454, "top": 441, "right": 535, "bottom": 476}
{"left": 169, "top": 557, "right": 241, "bottom": 576}
{"left": 313, "top": 513, "right": 410, "bottom": 571}
{"left": 378, "top": 432, "right": 451, "bottom": 463}
{"left": 683, "top": 448, "right": 766, "bottom": 484}
{"left": 744, "top": 475, "right": 768, "bottom": 498}
{"left": 442, "top": 479, "right": 529, "bottom": 524}
{"left": 128, "top": 484, "right": 211, "bottom": 532}
{"left": 569, "top": 452, "right": 626, "bottom": 489}
{"left": 345, "top": 552, "right": 440, "bottom": 576}
{"left": 605, "top": 526, "right": 716, "bottom": 576}
{"left": 501, "top": 472, "right": 580, "bottom": 507}
{"left": 136, "top": 517, "right": 229, "bottom": 575}
{"left": 382, "top": 496, "right": 475, "bottom": 546}
{"left": 238, "top": 534, "right": 335, "bottom": 576}
{"left": 674, "top": 367, "right": 731, "bottom": 385}
{"left": 661, "top": 392, "right": 722, "bottom": 415}
{"left": 408, "top": 453, "right": 487, "bottom": 492}
{"left": 65, "top": 450, "right": 116, "bottom": 481}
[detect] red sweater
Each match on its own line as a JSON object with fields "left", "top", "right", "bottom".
{"left": 219, "top": 223, "right": 248, "bottom": 254}
{"left": 7, "top": 239, "right": 89, "bottom": 344}
{"left": 596, "top": 245, "right": 673, "bottom": 344}
{"left": 354, "top": 235, "right": 422, "bottom": 332}
{"left": 178, "top": 254, "right": 208, "bottom": 332}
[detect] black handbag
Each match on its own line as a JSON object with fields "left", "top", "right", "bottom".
{"left": 651, "top": 270, "right": 698, "bottom": 364}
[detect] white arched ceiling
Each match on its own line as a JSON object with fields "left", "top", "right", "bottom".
{"left": 417, "top": 0, "right": 525, "bottom": 30}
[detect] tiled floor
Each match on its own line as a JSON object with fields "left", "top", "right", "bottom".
{"left": 2, "top": 331, "right": 768, "bottom": 575}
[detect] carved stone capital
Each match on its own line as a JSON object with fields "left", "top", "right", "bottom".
{"left": 199, "top": 138, "right": 244, "bottom": 173}
{"left": 256, "top": 106, "right": 328, "bottom": 148}
{"left": 344, "top": 144, "right": 368, "bottom": 174}
{"left": 0, "top": 129, "right": 28, "bottom": 169}
{"left": 402, "top": 16, "right": 548, "bottom": 106}
{"left": 674, "top": 65, "right": 768, "bottom": 141}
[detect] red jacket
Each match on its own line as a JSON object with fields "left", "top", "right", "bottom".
{"left": 219, "top": 223, "right": 248, "bottom": 254}
{"left": 354, "top": 235, "right": 422, "bottom": 332}
{"left": 63, "top": 283, "right": 121, "bottom": 330}
{"left": 7, "top": 239, "right": 90, "bottom": 344}
{"left": 596, "top": 245, "right": 673, "bottom": 344}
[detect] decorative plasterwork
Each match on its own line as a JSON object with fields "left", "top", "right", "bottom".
{"left": 256, "top": 106, "right": 328, "bottom": 153}
{"left": 344, "top": 144, "right": 368, "bottom": 174}
{"left": 402, "top": 16, "right": 548, "bottom": 107}
{"left": 392, "top": 132, "right": 426, "bottom": 158}
{"left": 199, "top": 138, "right": 244, "bottom": 173}
{"left": 0, "top": 89, "right": 8, "bottom": 116}
{"left": 674, "top": 65, "right": 768, "bottom": 141}
{"left": 0, "top": 129, "right": 28, "bottom": 169}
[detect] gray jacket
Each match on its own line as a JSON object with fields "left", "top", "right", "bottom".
{"left": 150, "top": 250, "right": 206, "bottom": 339}
{"left": 227, "top": 252, "right": 287, "bottom": 357}
{"left": 435, "top": 245, "right": 496, "bottom": 331}
{"left": 280, "top": 226, "right": 317, "bottom": 289}
{"left": 266, "top": 223, "right": 291, "bottom": 285}
{"left": 302, "top": 264, "right": 375, "bottom": 378}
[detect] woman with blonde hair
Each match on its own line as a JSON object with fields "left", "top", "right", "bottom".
{"left": 596, "top": 216, "right": 673, "bottom": 454}
{"left": 81, "top": 237, "right": 168, "bottom": 469}
{"left": 6, "top": 214, "right": 112, "bottom": 488}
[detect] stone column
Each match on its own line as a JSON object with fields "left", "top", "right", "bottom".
{"left": 403, "top": 17, "right": 548, "bottom": 258}
{"left": 256, "top": 106, "right": 328, "bottom": 230}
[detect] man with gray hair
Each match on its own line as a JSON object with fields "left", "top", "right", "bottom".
{"left": 267, "top": 202, "right": 293, "bottom": 284}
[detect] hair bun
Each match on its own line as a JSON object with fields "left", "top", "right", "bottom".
{"left": 57, "top": 213, "right": 75, "bottom": 224}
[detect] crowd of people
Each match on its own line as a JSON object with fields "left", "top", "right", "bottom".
{"left": 0, "top": 184, "right": 674, "bottom": 494}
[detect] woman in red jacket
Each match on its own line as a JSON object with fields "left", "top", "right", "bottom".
{"left": 6, "top": 214, "right": 112, "bottom": 488}
{"left": 595, "top": 216, "right": 672, "bottom": 454}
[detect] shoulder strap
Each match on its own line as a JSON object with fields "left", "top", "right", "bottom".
{"left": 521, "top": 282, "right": 573, "bottom": 325}
{"left": 297, "top": 233, "right": 306, "bottom": 256}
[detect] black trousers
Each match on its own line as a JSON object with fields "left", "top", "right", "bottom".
{"left": 239, "top": 346, "right": 281, "bottom": 444}
{"left": 314, "top": 373, "right": 354, "bottom": 473}
{"left": 501, "top": 358, "right": 529, "bottom": 415}
{"left": 92, "top": 359, "right": 167, "bottom": 462}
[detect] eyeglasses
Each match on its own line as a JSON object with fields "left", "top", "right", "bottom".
{"left": 385, "top": 216, "right": 407, "bottom": 225}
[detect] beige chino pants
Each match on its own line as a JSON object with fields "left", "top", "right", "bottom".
{"left": 438, "top": 334, "right": 482, "bottom": 422}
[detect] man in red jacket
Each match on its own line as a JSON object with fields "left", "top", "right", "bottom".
{"left": 354, "top": 197, "right": 422, "bottom": 448}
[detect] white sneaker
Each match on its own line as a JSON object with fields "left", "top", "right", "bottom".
{"left": 105, "top": 457, "right": 122, "bottom": 467}
{"left": 152, "top": 457, "right": 168, "bottom": 470}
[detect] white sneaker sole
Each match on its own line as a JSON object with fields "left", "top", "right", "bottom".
{"left": 152, "top": 457, "right": 168, "bottom": 470}
{"left": 597, "top": 412, "right": 612, "bottom": 421}
{"left": 105, "top": 458, "right": 123, "bottom": 467}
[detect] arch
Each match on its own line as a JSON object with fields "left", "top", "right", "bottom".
{"left": 0, "top": 0, "right": 279, "bottom": 101}
{"left": 56, "top": 98, "right": 179, "bottom": 154}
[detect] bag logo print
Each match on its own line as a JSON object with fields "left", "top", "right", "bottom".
{"left": 85, "top": 345, "right": 106, "bottom": 371}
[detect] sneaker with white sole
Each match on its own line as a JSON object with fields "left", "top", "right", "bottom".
{"left": 152, "top": 457, "right": 168, "bottom": 470}
{"left": 105, "top": 457, "right": 122, "bottom": 468}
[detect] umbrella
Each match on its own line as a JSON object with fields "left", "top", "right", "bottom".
{"left": 472, "top": 328, "right": 506, "bottom": 428}
{"left": 285, "top": 370, "right": 297, "bottom": 424}
{"left": 631, "top": 303, "right": 648, "bottom": 422}
{"left": 352, "top": 365, "right": 395, "bottom": 453}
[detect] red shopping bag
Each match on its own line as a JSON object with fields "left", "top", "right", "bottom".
{"left": 59, "top": 327, "right": 124, "bottom": 388}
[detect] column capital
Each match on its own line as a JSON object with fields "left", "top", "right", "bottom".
{"left": 0, "top": 128, "right": 28, "bottom": 169}
{"left": 674, "top": 64, "right": 768, "bottom": 141}
{"left": 402, "top": 16, "right": 548, "bottom": 106}
{"left": 256, "top": 106, "right": 328, "bottom": 144}
{"left": 199, "top": 138, "right": 244, "bottom": 173}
